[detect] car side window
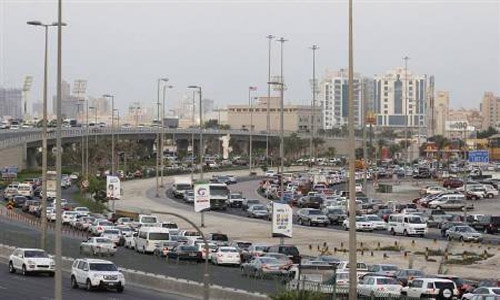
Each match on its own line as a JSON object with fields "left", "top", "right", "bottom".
{"left": 77, "top": 261, "right": 85, "bottom": 270}
{"left": 412, "top": 280, "right": 422, "bottom": 288}
{"left": 427, "top": 282, "right": 433, "bottom": 289}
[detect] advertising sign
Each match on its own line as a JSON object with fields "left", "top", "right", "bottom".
{"left": 468, "top": 150, "right": 489, "bottom": 163}
{"left": 1, "top": 166, "right": 18, "bottom": 179}
{"left": 272, "top": 202, "right": 293, "bottom": 238}
{"left": 106, "top": 175, "right": 121, "bottom": 199}
{"left": 194, "top": 182, "right": 211, "bottom": 212}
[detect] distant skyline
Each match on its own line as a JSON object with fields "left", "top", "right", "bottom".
{"left": 1, "top": 0, "right": 499, "bottom": 114}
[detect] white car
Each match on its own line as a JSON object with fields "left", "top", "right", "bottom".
{"left": 62, "top": 211, "right": 79, "bottom": 225}
{"left": 421, "top": 186, "right": 448, "bottom": 195}
{"left": 116, "top": 217, "right": 133, "bottom": 226}
{"left": 80, "top": 237, "right": 117, "bottom": 256}
{"left": 355, "top": 183, "right": 363, "bottom": 193}
{"left": 124, "top": 232, "right": 138, "bottom": 249}
{"left": 265, "top": 170, "right": 276, "bottom": 178}
{"left": 71, "top": 258, "right": 125, "bottom": 292}
{"left": 74, "top": 207, "right": 90, "bottom": 217}
{"left": 358, "top": 275, "right": 402, "bottom": 297}
{"left": 210, "top": 246, "right": 241, "bottom": 265}
{"left": 195, "top": 242, "right": 217, "bottom": 260}
{"left": 101, "top": 229, "right": 122, "bottom": 245}
{"left": 342, "top": 216, "right": 374, "bottom": 231}
{"left": 90, "top": 219, "right": 115, "bottom": 236}
{"left": 462, "top": 287, "right": 500, "bottom": 299}
{"left": 46, "top": 208, "right": 57, "bottom": 222}
{"left": 9, "top": 248, "right": 55, "bottom": 276}
{"left": 401, "top": 277, "right": 459, "bottom": 299}
{"left": 365, "top": 214, "right": 388, "bottom": 230}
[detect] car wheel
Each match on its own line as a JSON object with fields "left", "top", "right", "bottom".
{"left": 390, "top": 228, "right": 396, "bottom": 236}
{"left": 459, "top": 236, "right": 464, "bottom": 242}
{"left": 447, "top": 235, "right": 452, "bottom": 241}
{"left": 439, "top": 287, "right": 453, "bottom": 300}
{"left": 21, "top": 264, "right": 29, "bottom": 276}
{"left": 343, "top": 225, "right": 348, "bottom": 231}
{"left": 298, "top": 218, "right": 303, "bottom": 225}
{"left": 86, "top": 279, "right": 93, "bottom": 291}
{"left": 71, "top": 275, "right": 79, "bottom": 289}
{"left": 8, "top": 261, "right": 15, "bottom": 273}
{"left": 117, "top": 285, "right": 124, "bottom": 293}
{"left": 306, "top": 219, "right": 312, "bottom": 226}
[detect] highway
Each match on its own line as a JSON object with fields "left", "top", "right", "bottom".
{"left": 0, "top": 258, "right": 192, "bottom": 300}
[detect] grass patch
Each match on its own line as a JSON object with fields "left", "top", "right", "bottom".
{"left": 72, "top": 191, "right": 107, "bottom": 213}
{"left": 414, "top": 249, "right": 445, "bottom": 256}
{"left": 378, "top": 245, "right": 402, "bottom": 251}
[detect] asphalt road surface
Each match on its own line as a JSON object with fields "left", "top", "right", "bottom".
{"left": 0, "top": 259, "right": 191, "bottom": 300}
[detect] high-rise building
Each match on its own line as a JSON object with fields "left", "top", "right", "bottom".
{"left": 480, "top": 92, "right": 500, "bottom": 130}
{"left": 434, "top": 91, "right": 450, "bottom": 136}
{"left": 373, "top": 67, "right": 428, "bottom": 129}
{"left": 0, "top": 87, "right": 23, "bottom": 119}
{"left": 319, "top": 69, "right": 363, "bottom": 129}
{"left": 52, "top": 80, "right": 79, "bottom": 119}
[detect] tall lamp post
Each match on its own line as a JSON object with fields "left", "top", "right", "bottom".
{"left": 248, "top": 86, "right": 257, "bottom": 173}
{"left": 160, "top": 84, "right": 173, "bottom": 187}
{"left": 310, "top": 45, "right": 319, "bottom": 165}
{"left": 265, "top": 34, "right": 275, "bottom": 163}
{"left": 277, "top": 37, "right": 287, "bottom": 202}
{"left": 27, "top": 20, "right": 64, "bottom": 251}
{"left": 103, "top": 94, "right": 116, "bottom": 211}
{"left": 403, "top": 56, "right": 410, "bottom": 166}
{"left": 188, "top": 85, "right": 205, "bottom": 227}
{"left": 190, "top": 90, "right": 196, "bottom": 181}
{"left": 155, "top": 78, "right": 169, "bottom": 197}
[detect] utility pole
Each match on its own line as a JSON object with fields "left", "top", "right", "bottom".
{"left": 277, "top": 37, "right": 287, "bottom": 202}
{"left": 403, "top": 56, "right": 410, "bottom": 166}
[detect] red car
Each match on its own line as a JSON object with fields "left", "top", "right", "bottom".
{"left": 442, "top": 178, "right": 464, "bottom": 189}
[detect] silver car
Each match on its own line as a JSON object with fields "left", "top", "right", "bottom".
{"left": 79, "top": 237, "right": 117, "bottom": 256}
{"left": 446, "top": 225, "right": 483, "bottom": 242}
{"left": 246, "top": 204, "right": 269, "bottom": 219}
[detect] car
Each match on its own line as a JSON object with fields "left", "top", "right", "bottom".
{"left": 342, "top": 215, "right": 374, "bottom": 231}
{"left": 206, "top": 233, "right": 229, "bottom": 245}
{"left": 124, "top": 232, "right": 138, "bottom": 249}
{"left": 260, "top": 252, "right": 293, "bottom": 269}
{"left": 446, "top": 225, "right": 483, "bottom": 242}
{"left": 241, "top": 199, "right": 261, "bottom": 210}
{"left": 183, "top": 190, "right": 195, "bottom": 203}
{"left": 472, "top": 215, "right": 500, "bottom": 234}
{"left": 367, "top": 264, "right": 399, "bottom": 277}
{"left": 193, "top": 241, "right": 218, "bottom": 260}
{"left": 297, "top": 208, "right": 330, "bottom": 227}
{"left": 462, "top": 287, "right": 500, "bottom": 300}
{"left": 265, "top": 170, "right": 276, "bottom": 177}
{"left": 228, "top": 192, "right": 244, "bottom": 208}
{"left": 153, "top": 241, "right": 179, "bottom": 257}
{"left": 358, "top": 275, "right": 402, "bottom": 297}
{"left": 393, "top": 269, "right": 426, "bottom": 287}
{"left": 322, "top": 207, "right": 347, "bottom": 225}
{"left": 465, "top": 188, "right": 486, "bottom": 200}
{"left": 240, "top": 257, "right": 289, "bottom": 278}
{"left": 210, "top": 246, "right": 241, "bottom": 266}
{"left": 62, "top": 211, "right": 79, "bottom": 225}
{"left": 425, "top": 209, "right": 453, "bottom": 228}
{"left": 79, "top": 237, "right": 117, "bottom": 256}
{"left": 76, "top": 216, "right": 96, "bottom": 231}
{"left": 71, "top": 258, "right": 125, "bottom": 292}
{"left": 267, "top": 244, "right": 300, "bottom": 264}
{"left": 74, "top": 207, "right": 90, "bottom": 217}
{"left": 440, "top": 221, "right": 467, "bottom": 237}
{"left": 167, "top": 245, "right": 203, "bottom": 263}
{"left": 421, "top": 186, "right": 448, "bottom": 196}
{"left": 429, "top": 197, "right": 471, "bottom": 211}
{"left": 443, "top": 178, "right": 465, "bottom": 189}
{"left": 297, "top": 195, "right": 323, "bottom": 209}
{"left": 246, "top": 244, "right": 270, "bottom": 258}
{"left": 90, "top": 219, "right": 115, "bottom": 236}
{"left": 401, "top": 277, "right": 459, "bottom": 300}
{"left": 8, "top": 248, "right": 55, "bottom": 276}
{"left": 246, "top": 204, "right": 270, "bottom": 218}
{"left": 101, "top": 229, "right": 123, "bottom": 245}
{"left": 314, "top": 255, "right": 342, "bottom": 266}
{"left": 115, "top": 217, "right": 133, "bottom": 226}
{"left": 365, "top": 214, "right": 388, "bottom": 230}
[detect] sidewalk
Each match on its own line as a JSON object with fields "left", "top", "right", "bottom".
{"left": 117, "top": 170, "right": 499, "bottom": 280}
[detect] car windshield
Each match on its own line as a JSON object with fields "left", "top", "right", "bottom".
{"left": 456, "top": 226, "right": 475, "bottom": 232}
{"left": 210, "top": 185, "right": 229, "bottom": 196}
{"left": 230, "top": 194, "right": 242, "bottom": 199}
{"left": 89, "top": 263, "right": 118, "bottom": 271}
{"left": 328, "top": 209, "right": 345, "bottom": 214}
{"left": 376, "top": 278, "right": 398, "bottom": 285}
{"left": 103, "top": 230, "right": 120, "bottom": 235}
{"left": 99, "top": 221, "right": 113, "bottom": 226}
{"left": 492, "top": 289, "right": 500, "bottom": 295}
{"left": 180, "top": 246, "right": 197, "bottom": 251}
{"left": 367, "top": 215, "right": 382, "bottom": 221}
{"left": 308, "top": 210, "right": 322, "bottom": 215}
{"left": 141, "top": 217, "right": 157, "bottom": 223}
{"left": 355, "top": 216, "right": 367, "bottom": 222}
{"left": 176, "top": 184, "right": 192, "bottom": 190}
{"left": 96, "top": 238, "right": 113, "bottom": 244}
{"left": 210, "top": 234, "right": 228, "bottom": 241}
{"left": 24, "top": 250, "right": 48, "bottom": 258}
{"left": 408, "top": 216, "right": 424, "bottom": 224}
{"left": 149, "top": 233, "right": 170, "bottom": 240}
{"left": 259, "top": 257, "right": 279, "bottom": 264}
{"left": 162, "top": 223, "right": 178, "bottom": 229}
{"left": 237, "top": 242, "right": 252, "bottom": 249}
{"left": 220, "top": 248, "right": 238, "bottom": 253}
{"left": 381, "top": 265, "right": 398, "bottom": 271}
{"left": 252, "top": 205, "right": 267, "bottom": 211}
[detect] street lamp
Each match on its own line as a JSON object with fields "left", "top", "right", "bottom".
{"left": 27, "top": 20, "right": 65, "bottom": 251}
{"left": 265, "top": 34, "right": 275, "bottom": 162}
{"left": 310, "top": 45, "right": 319, "bottom": 165}
{"left": 188, "top": 85, "right": 205, "bottom": 228}
{"left": 160, "top": 84, "right": 174, "bottom": 188}
{"left": 248, "top": 87, "right": 257, "bottom": 174}
{"left": 403, "top": 56, "right": 410, "bottom": 165}
{"left": 155, "top": 78, "right": 169, "bottom": 197}
{"left": 103, "top": 94, "right": 115, "bottom": 177}
{"left": 190, "top": 90, "right": 196, "bottom": 181}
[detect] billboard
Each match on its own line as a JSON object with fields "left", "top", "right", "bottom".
{"left": 445, "top": 121, "right": 475, "bottom": 132}
{"left": 272, "top": 202, "right": 293, "bottom": 238}
{"left": 1, "top": 166, "right": 18, "bottom": 179}
{"left": 194, "top": 182, "right": 211, "bottom": 212}
{"left": 106, "top": 176, "right": 121, "bottom": 199}
{"left": 468, "top": 150, "right": 489, "bottom": 163}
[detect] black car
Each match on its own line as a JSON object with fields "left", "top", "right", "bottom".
{"left": 473, "top": 215, "right": 500, "bottom": 234}
{"left": 166, "top": 245, "right": 202, "bottom": 262}
{"left": 298, "top": 196, "right": 323, "bottom": 209}
{"left": 322, "top": 207, "right": 347, "bottom": 225}
{"left": 12, "top": 195, "right": 27, "bottom": 208}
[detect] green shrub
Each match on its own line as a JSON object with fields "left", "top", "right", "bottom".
{"left": 270, "top": 290, "right": 327, "bottom": 300}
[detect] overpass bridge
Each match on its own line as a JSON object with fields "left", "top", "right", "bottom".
{"left": 0, "top": 128, "right": 361, "bottom": 170}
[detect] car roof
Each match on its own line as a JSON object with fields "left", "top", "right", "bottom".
{"left": 17, "top": 248, "right": 45, "bottom": 252}
{"left": 77, "top": 258, "right": 114, "bottom": 264}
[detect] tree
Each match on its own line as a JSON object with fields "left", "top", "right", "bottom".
{"left": 477, "top": 126, "right": 498, "bottom": 139}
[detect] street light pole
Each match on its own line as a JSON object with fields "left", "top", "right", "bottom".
{"left": 85, "top": 98, "right": 89, "bottom": 178}
{"left": 103, "top": 94, "right": 115, "bottom": 210}
{"left": 277, "top": 37, "right": 287, "bottom": 203}
{"left": 248, "top": 87, "right": 257, "bottom": 174}
{"left": 191, "top": 90, "right": 195, "bottom": 181}
{"left": 27, "top": 20, "right": 62, "bottom": 251}
{"left": 189, "top": 85, "right": 204, "bottom": 227}
{"left": 266, "top": 35, "right": 274, "bottom": 163}
{"left": 310, "top": 45, "right": 319, "bottom": 165}
{"left": 403, "top": 56, "right": 410, "bottom": 166}
{"left": 54, "top": 2, "right": 63, "bottom": 298}
{"left": 155, "top": 78, "right": 168, "bottom": 197}
{"left": 347, "top": 0, "right": 358, "bottom": 298}
{"left": 160, "top": 84, "right": 173, "bottom": 188}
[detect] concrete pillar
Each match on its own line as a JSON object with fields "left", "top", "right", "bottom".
{"left": 26, "top": 146, "right": 39, "bottom": 169}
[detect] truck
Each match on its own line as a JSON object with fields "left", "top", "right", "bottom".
{"left": 172, "top": 177, "right": 193, "bottom": 198}
{"left": 209, "top": 182, "right": 229, "bottom": 210}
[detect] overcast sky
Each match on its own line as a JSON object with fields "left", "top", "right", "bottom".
{"left": 1, "top": 0, "right": 499, "bottom": 113}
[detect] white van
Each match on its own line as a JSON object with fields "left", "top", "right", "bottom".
{"left": 387, "top": 214, "right": 427, "bottom": 237}
{"left": 135, "top": 227, "right": 171, "bottom": 253}
{"left": 137, "top": 214, "right": 160, "bottom": 228}
{"left": 17, "top": 183, "right": 34, "bottom": 199}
